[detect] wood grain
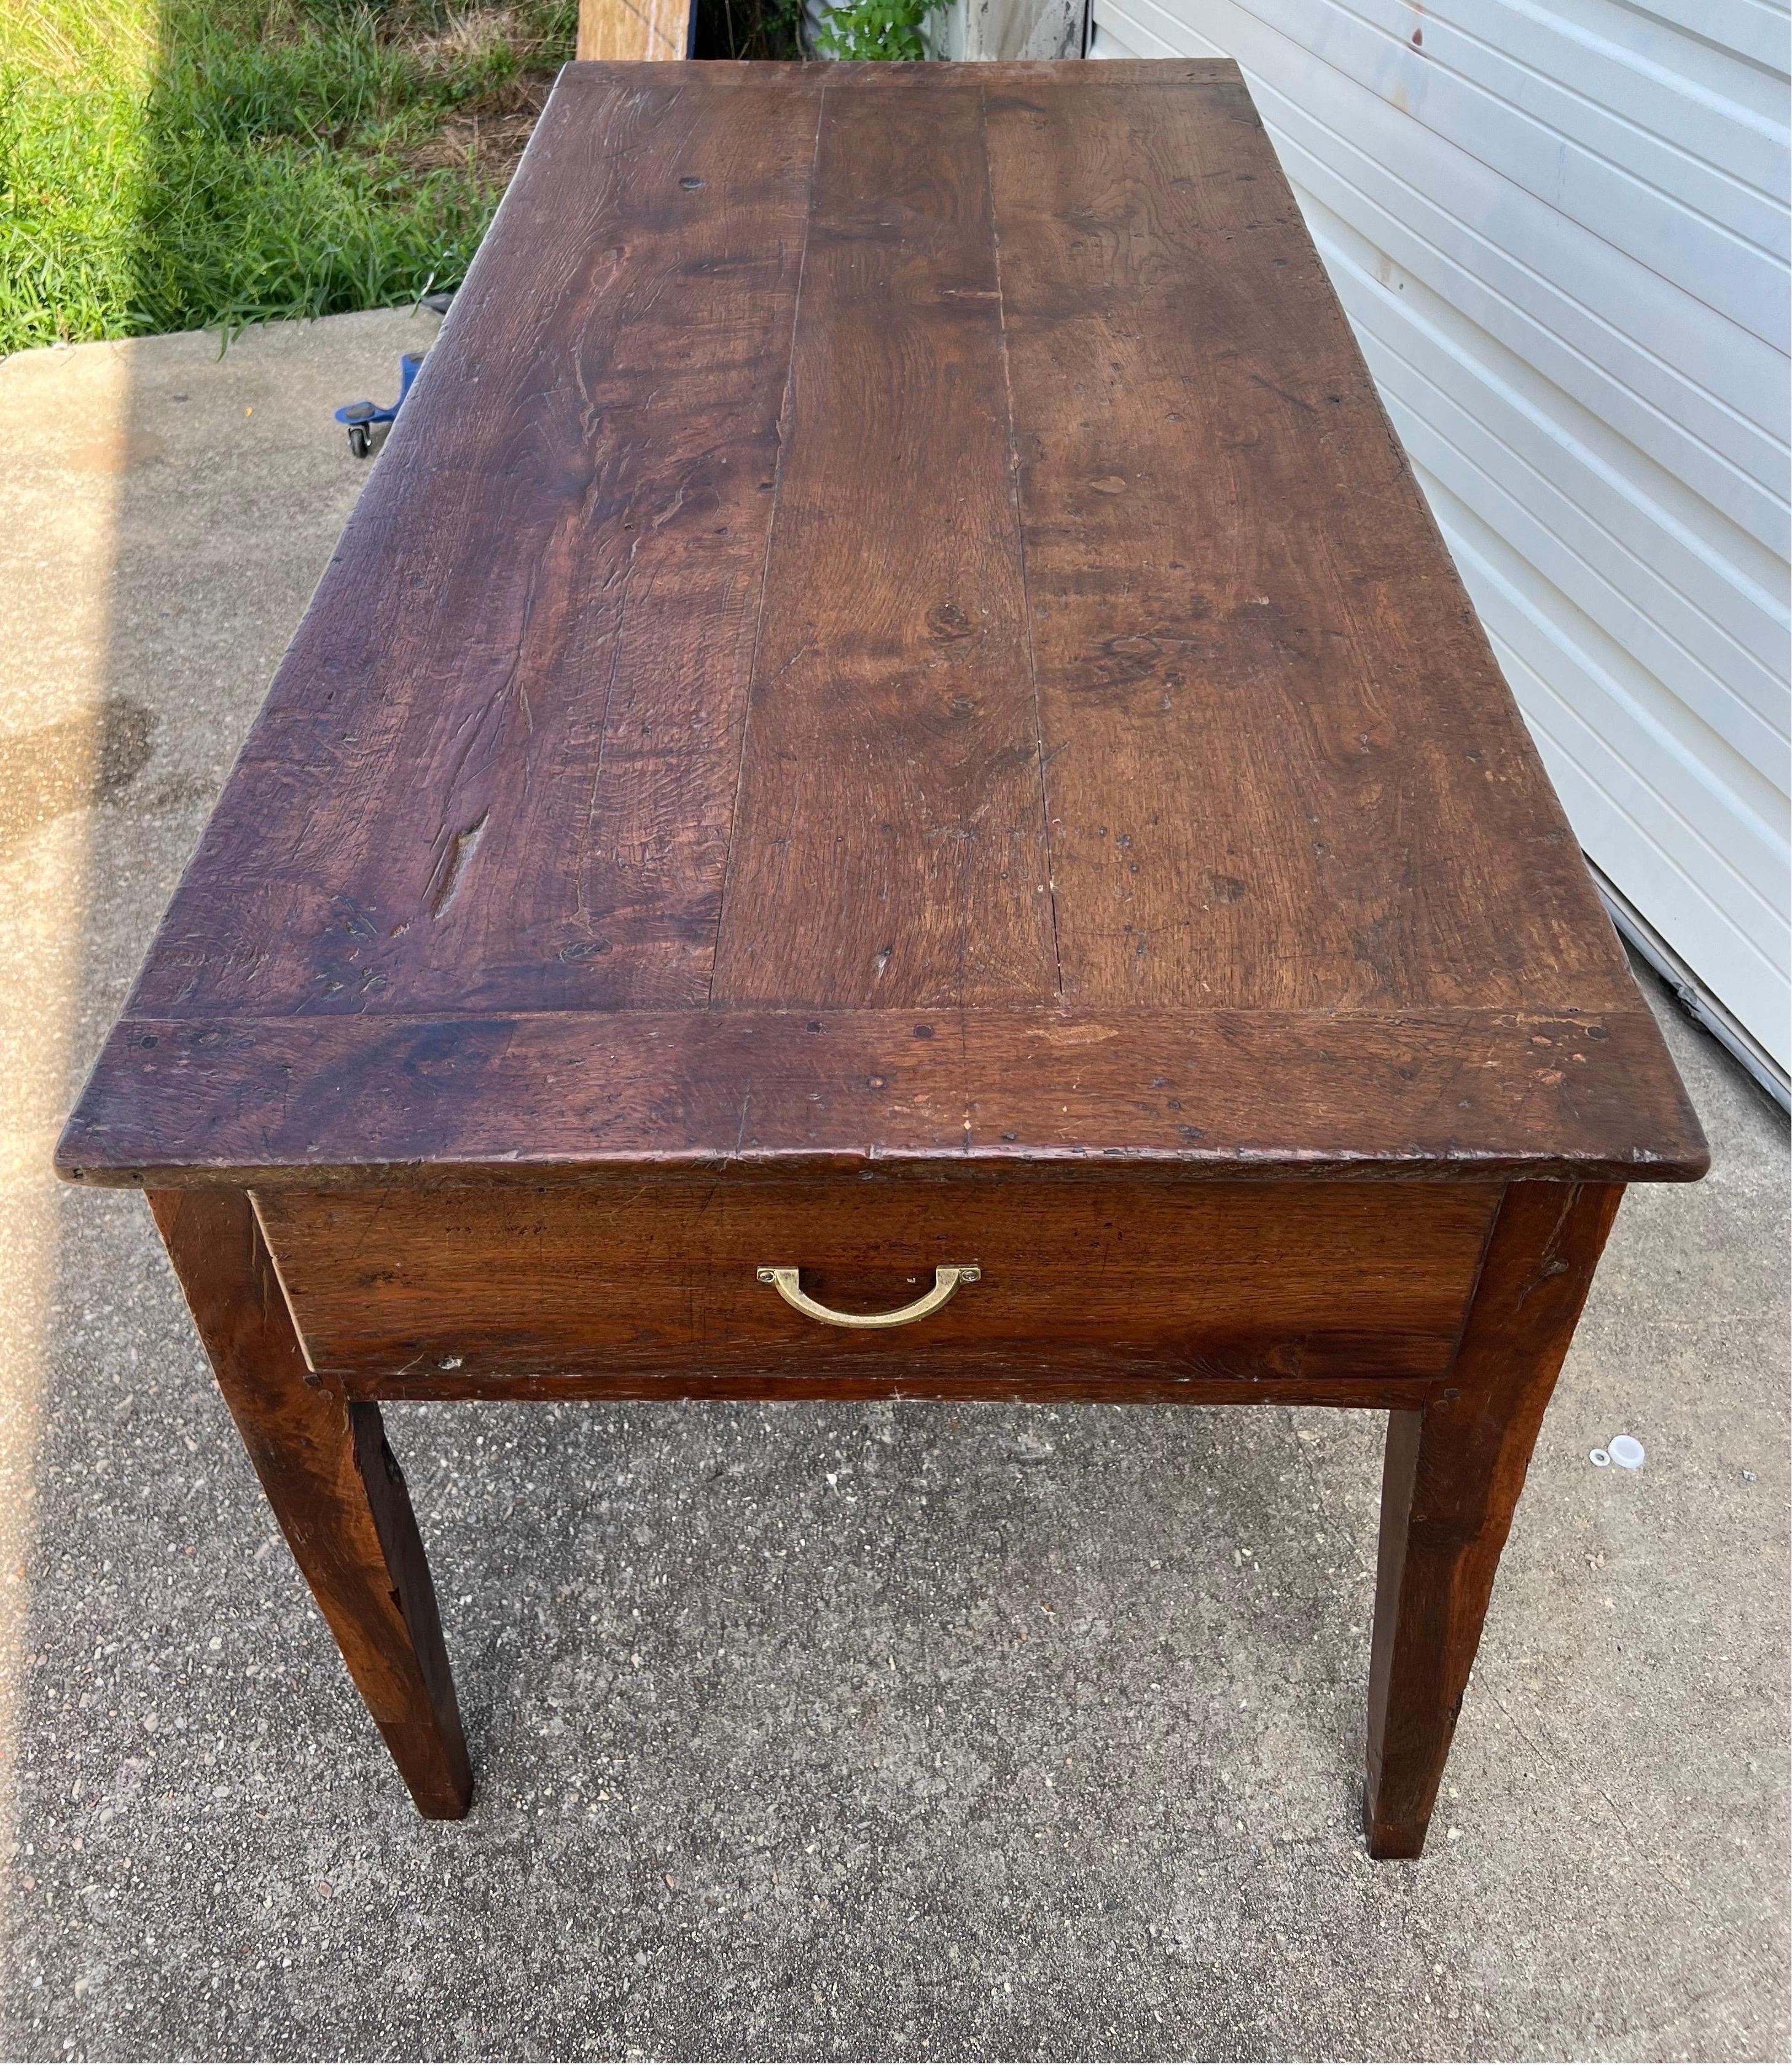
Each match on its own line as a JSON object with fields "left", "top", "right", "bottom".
{"left": 1363, "top": 1180, "right": 1624, "bottom": 1857}
{"left": 339, "top": 1370, "right": 1438, "bottom": 1408}
{"left": 124, "top": 66, "right": 823, "bottom": 1022}
{"left": 59, "top": 61, "right": 1704, "bottom": 1193}
{"left": 252, "top": 1173, "right": 1501, "bottom": 1390}
{"left": 711, "top": 67, "right": 1056, "bottom": 1007}
{"left": 150, "top": 1188, "right": 471, "bottom": 1818}
{"left": 59, "top": 1005, "right": 1708, "bottom": 1186}
{"left": 982, "top": 68, "right": 1637, "bottom": 1014}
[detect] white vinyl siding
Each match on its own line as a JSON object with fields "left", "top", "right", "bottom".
{"left": 1090, "top": 0, "right": 1792, "bottom": 1082}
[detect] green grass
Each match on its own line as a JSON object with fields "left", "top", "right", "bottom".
{"left": 0, "top": 0, "right": 577, "bottom": 355}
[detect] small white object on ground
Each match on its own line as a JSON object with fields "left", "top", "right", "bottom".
{"left": 1609, "top": 1435, "right": 1646, "bottom": 1471}
{"left": 1589, "top": 1449, "right": 1610, "bottom": 1469}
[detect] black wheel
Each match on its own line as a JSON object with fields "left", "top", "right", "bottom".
{"left": 348, "top": 423, "right": 370, "bottom": 458}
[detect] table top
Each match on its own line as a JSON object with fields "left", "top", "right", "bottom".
{"left": 59, "top": 60, "right": 1706, "bottom": 1191}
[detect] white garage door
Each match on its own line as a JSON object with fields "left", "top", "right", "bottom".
{"left": 1090, "top": 0, "right": 1792, "bottom": 1096}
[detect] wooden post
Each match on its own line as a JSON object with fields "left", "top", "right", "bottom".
{"left": 577, "top": 0, "right": 695, "bottom": 60}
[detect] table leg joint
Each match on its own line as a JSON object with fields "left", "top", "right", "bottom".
{"left": 149, "top": 1187, "right": 472, "bottom": 1819}
{"left": 1363, "top": 1180, "right": 1624, "bottom": 1858}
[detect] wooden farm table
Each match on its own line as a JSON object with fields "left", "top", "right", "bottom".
{"left": 58, "top": 60, "right": 1707, "bottom": 1852}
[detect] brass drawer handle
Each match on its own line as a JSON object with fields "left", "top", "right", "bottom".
{"left": 755, "top": 1265, "right": 980, "bottom": 1329}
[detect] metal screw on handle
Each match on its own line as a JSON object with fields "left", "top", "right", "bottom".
{"left": 754, "top": 1264, "right": 980, "bottom": 1329}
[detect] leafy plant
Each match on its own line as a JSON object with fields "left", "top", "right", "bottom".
{"left": 813, "top": 0, "right": 947, "bottom": 60}
{"left": 0, "top": 0, "right": 576, "bottom": 354}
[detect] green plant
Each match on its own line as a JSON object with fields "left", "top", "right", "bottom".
{"left": 813, "top": 0, "right": 947, "bottom": 60}
{"left": 0, "top": 0, "right": 577, "bottom": 355}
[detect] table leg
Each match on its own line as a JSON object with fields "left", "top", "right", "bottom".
{"left": 149, "top": 1186, "right": 472, "bottom": 1819}
{"left": 1363, "top": 1180, "right": 1622, "bottom": 1858}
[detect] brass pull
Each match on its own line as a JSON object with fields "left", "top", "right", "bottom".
{"left": 755, "top": 1265, "right": 980, "bottom": 1330}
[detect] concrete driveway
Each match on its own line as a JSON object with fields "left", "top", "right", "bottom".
{"left": 1, "top": 312, "right": 1786, "bottom": 2061}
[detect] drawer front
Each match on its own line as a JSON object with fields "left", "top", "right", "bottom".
{"left": 254, "top": 1174, "right": 1499, "bottom": 1398}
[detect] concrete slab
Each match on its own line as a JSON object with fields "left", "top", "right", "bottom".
{"left": 0, "top": 313, "right": 1786, "bottom": 2061}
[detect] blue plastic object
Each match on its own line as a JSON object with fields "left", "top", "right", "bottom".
{"left": 334, "top": 350, "right": 425, "bottom": 457}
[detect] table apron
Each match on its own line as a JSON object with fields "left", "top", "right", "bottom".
{"left": 250, "top": 1173, "right": 1506, "bottom": 1405}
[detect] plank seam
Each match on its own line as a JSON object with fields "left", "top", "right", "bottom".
{"left": 706, "top": 75, "right": 830, "bottom": 1007}
{"left": 980, "top": 79, "right": 1066, "bottom": 1010}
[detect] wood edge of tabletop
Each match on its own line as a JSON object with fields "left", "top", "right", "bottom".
{"left": 58, "top": 1155, "right": 1708, "bottom": 1193}
{"left": 54, "top": 1003, "right": 1712, "bottom": 1191}
{"left": 549, "top": 57, "right": 1247, "bottom": 77}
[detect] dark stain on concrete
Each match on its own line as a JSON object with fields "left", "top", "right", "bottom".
{"left": 0, "top": 696, "right": 155, "bottom": 847}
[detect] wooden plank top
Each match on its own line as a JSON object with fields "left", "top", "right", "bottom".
{"left": 59, "top": 60, "right": 1707, "bottom": 1189}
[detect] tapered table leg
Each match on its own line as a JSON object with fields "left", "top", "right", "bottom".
{"left": 1364, "top": 1180, "right": 1623, "bottom": 1859}
{"left": 150, "top": 1187, "right": 472, "bottom": 1819}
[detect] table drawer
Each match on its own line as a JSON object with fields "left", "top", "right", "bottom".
{"left": 253, "top": 1174, "right": 1500, "bottom": 1400}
